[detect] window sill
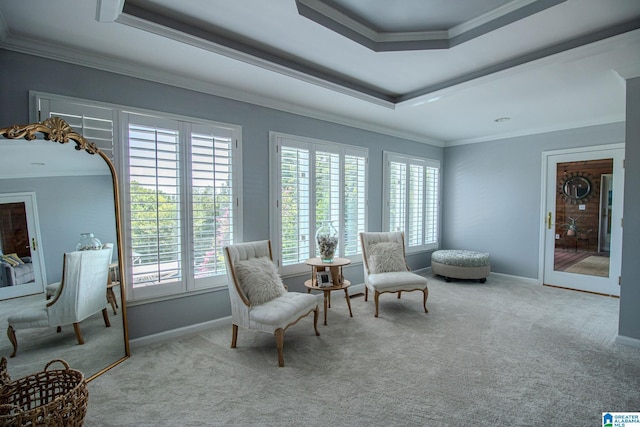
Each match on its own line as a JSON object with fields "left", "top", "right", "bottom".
{"left": 126, "top": 282, "right": 228, "bottom": 307}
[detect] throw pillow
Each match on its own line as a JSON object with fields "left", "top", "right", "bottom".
{"left": 367, "top": 242, "right": 407, "bottom": 274}
{"left": 7, "top": 253, "right": 24, "bottom": 265}
{"left": 234, "top": 256, "right": 286, "bottom": 305}
{"left": 1, "top": 253, "right": 23, "bottom": 267}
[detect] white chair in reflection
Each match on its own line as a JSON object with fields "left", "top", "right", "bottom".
{"left": 46, "top": 244, "right": 116, "bottom": 312}
{"left": 224, "top": 240, "right": 320, "bottom": 367}
{"left": 6, "top": 247, "right": 112, "bottom": 357}
{"left": 360, "top": 231, "right": 429, "bottom": 317}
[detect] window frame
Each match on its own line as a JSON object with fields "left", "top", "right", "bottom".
{"left": 383, "top": 151, "right": 440, "bottom": 253}
{"left": 269, "top": 132, "right": 368, "bottom": 276}
{"left": 32, "top": 91, "right": 243, "bottom": 302}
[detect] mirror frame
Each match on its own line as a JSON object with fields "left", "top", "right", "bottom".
{"left": 562, "top": 175, "right": 591, "bottom": 201}
{"left": 0, "top": 117, "right": 130, "bottom": 381}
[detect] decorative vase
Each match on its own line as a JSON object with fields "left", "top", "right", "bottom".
{"left": 76, "top": 233, "right": 102, "bottom": 251}
{"left": 316, "top": 221, "right": 338, "bottom": 263}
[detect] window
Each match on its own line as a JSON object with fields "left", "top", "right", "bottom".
{"left": 383, "top": 152, "right": 439, "bottom": 252}
{"left": 34, "top": 93, "right": 242, "bottom": 300}
{"left": 124, "top": 114, "right": 240, "bottom": 299}
{"left": 37, "top": 98, "right": 116, "bottom": 160}
{"left": 270, "top": 133, "right": 367, "bottom": 274}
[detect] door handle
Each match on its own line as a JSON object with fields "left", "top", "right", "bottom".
{"left": 547, "top": 212, "right": 552, "bottom": 230}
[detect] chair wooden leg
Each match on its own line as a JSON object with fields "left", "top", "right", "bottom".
{"left": 374, "top": 291, "right": 380, "bottom": 317}
{"left": 397, "top": 291, "right": 402, "bottom": 299}
{"left": 56, "top": 326, "right": 62, "bottom": 333}
{"left": 102, "top": 308, "right": 111, "bottom": 327}
{"left": 364, "top": 286, "right": 369, "bottom": 301}
{"left": 313, "top": 307, "right": 320, "bottom": 336}
{"left": 7, "top": 325, "right": 17, "bottom": 358}
{"left": 73, "top": 323, "right": 85, "bottom": 345}
{"left": 231, "top": 324, "right": 238, "bottom": 348}
{"left": 275, "top": 328, "right": 285, "bottom": 367}
{"left": 423, "top": 288, "right": 429, "bottom": 313}
{"left": 107, "top": 288, "right": 118, "bottom": 314}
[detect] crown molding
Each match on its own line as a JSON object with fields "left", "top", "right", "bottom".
{"left": 96, "top": 0, "right": 124, "bottom": 22}
{"left": 118, "top": 4, "right": 396, "bottom": 108}
{"left": 119, "top": 1, "right": 640, "bottom": 108}
{"left": 449, "top": 0, "right": 541, "bottom": 38}
{"left": 398, "top": 26, "right": 640, "bottom": 106}
{"left": 296, "top": 0, "right": 566, "bottom": 51}
{"left": 446, "top": 118, "right": 625, "bottom": 147}
{"left": 0, "top": 36, "right": 442, "bottom": 147}
{"left": 614, "top": 63, "right": 640, "bottom": 80}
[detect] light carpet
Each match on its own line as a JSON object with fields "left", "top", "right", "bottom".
{"left": 84, "top": 274, "right": 640, "bottom": 426}
{"left": 564, "top": 255, "right": 610, "bottom": 277}
{"left": 0, "top": 293, "right": 126, "bottom": 380}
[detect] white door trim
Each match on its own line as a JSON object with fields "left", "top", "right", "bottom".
{"left": 538, "top": 143, "right": 624, "bottom": 292}
{"left": 0, "top": 192, "right": 48, "bottom": 300}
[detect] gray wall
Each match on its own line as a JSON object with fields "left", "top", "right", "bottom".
{"left": 619, "top": 76, "right": 640, "bottom": 342}
{"left": 0, "top": 175, "right": 117, "bottom": 283}
{"left": 442, "top": 123, "right": 625, "bottom": 278}
{"left": 1, "top": 49, "right": 443, "bottom": 338}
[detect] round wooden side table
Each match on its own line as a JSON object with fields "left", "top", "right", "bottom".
{"left": 304, "top": 257, "right": 353, "bottom": 325}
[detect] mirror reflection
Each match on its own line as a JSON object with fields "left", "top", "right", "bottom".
{"left": 554, "top": 159, "right": 612, "bottom": 278}
{"left": 562, "top": 176, "right": 591, "bottom": 200}
{"left": 0, "top": 119, "right": 129, "bottom": 380}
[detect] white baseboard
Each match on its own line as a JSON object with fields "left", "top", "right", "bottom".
{"left": 615, "top": 335, "right": 640, "bottom": 349}
{"left": 348, "top": 283, "right": 366, "bottom": 295}
{"left": 425, "top": 266, "right": 539, "bottom": 286}
{"left": 130, "top": 286, "right": 367, "bottom": 349}
{"left": 130, "top": 316, "right": 232, "bottom": 349}
{"left": 489, "top": 272, "right": 540, "bottom": 285}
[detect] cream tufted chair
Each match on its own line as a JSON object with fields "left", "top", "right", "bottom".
{"left": 224, "top": 240, "right": 319, "bottom": 367}
{"left": 7, "top": 247, "right": 112, "bottom": 357}
{"left": 360, "top": 232, "right": 429, "bottom": 317}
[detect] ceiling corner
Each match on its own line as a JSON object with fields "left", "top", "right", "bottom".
{"left": 614, "top": 63, "right": 640, "bottom": 80}
{"left": 96, "top": 0, "right": 125, "bottom": 23}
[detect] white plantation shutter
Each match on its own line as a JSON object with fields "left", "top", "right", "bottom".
{"left": 271, "top": 133, "right": 367, "bottom": 271}
{"left": 408, "top": 164, "right": 424, "bottom": 246}
{"left": 32, "top": 93, "right": 242, "bottom": 301}
{"left": 424, "top": 165, "right": 439, "bottom": 245}
{"left": 315, "top": 150, "right": 340, "bottom": 258}
{"left": 343, "top": 154, "right": 366, "bottom": 255}
{"left": 190, "top": 124, "right": 235, "bottom": 278}
{"left": 389, "top": 161, "right": 406, "bottom": 233}
{"left": 38, "top": 99, "right": 115, "bottom": 160}
{"left": 127, "top": 116, "right": 182, "bottom": 287}
{"left": 280, "top": 145, "right": 311, "bottom": 265}
{"left": 384, "top": 152, "right": 440, "bottom": 251}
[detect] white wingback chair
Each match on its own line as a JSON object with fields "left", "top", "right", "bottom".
{"left": 45, "top": 243, "right": 114, "bottom": 299}
{"left": 224, "top": 240, "right": 319, "bottom": 367}
{"left": 7, "top": 247, "right": 112, "bottom": 357}
{"left": 360, "top": 232, "right": 429, "bottom": 317}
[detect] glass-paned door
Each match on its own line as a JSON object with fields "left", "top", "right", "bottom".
{"left": 543, "top": 147, "right": 624, "bottom": 295}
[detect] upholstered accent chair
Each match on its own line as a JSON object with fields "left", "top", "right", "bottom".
{"left": 7, "top": 247, "right": 112, "bottom": 357}
{"left": 360, "top": 232, "right": 429, "bottom": 317}
{"left": 224, "top": 240, "right": 320, "bottom": 367}
{"left": 46, "top": 244, "right": 114, "bottom": 302}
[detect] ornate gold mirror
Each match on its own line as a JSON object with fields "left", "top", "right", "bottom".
{"left": 0, "top": 118, "right": 129, "bottom": 381}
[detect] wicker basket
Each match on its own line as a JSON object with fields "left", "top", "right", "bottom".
{"left": 0, "top": 357, "right": 88, "bottom": 426}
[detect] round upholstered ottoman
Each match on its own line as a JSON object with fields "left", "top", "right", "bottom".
{"left": 431, "top": 250, "right": 490, "bottom": 283}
